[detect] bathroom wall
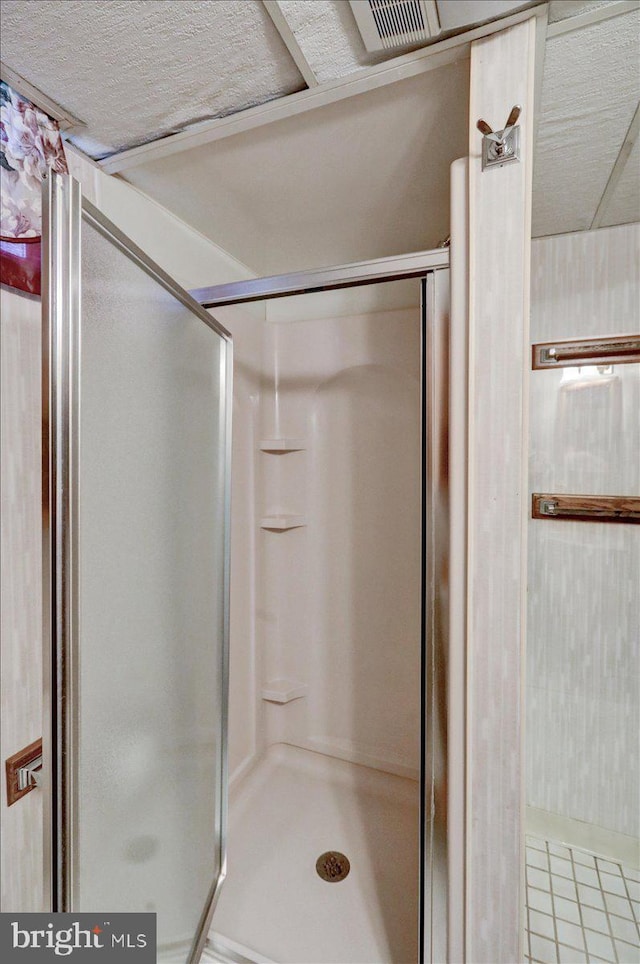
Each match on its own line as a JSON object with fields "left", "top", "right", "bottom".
{"left": 527, "top": 223, "right": 640, "bottom": 853}
{"left": 254, "top": 282, "right": 423, "bottom": 780}
{"left": 0, "top": 151, "right": 261, "bottom": 911}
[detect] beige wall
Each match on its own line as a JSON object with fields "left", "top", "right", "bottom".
{"left": 527, "top": 223, "right": 640, "bottom": 844}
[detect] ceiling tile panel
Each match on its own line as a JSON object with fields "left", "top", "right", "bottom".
{"left": 532, "top": 9, "right": 640, "bottom": 237}
{"left": 0, "top": 0, "right": 305, "bottom": 158}
{"left": 600, "top": 135, "right": 640, "bottom": 227}
{"left": 276, "top": 0, "right": 382, "bottom": 84}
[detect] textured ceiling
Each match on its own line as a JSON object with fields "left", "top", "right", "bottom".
{"left": 0, "top": 0, "right": 306, "bottom": 157}
{"left": 600, "top": 137, "right": 640, "bottom": 227}
{"left": 532, "top": 8, "right": 640, "bottom": 236}
{"left": 1, "top": 0, "right": 638, "bottom": 260}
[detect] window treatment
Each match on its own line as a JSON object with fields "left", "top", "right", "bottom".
{"left": 0, "top": 79, "right": 68, "bottom": 295}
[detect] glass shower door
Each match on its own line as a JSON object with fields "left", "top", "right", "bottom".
{"left": 42, "top": 173, "right": 232, "bottom": 963}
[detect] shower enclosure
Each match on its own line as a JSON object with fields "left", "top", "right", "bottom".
{"left": 41, "top": 172, "right": 460, "bottom": 962}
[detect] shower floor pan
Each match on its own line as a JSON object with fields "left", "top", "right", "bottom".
{"left": 208, "top": 743, "right": 420, "bottom": 964}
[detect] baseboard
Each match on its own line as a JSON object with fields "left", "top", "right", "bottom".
{"left": 526, "top": 806, "right": 640, "bottom": 868}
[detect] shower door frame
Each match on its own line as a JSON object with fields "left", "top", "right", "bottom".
{"left": 191, "top": 250, "right": 463, "bottom": 963}
{"left": 41, "top": 173, "right": 234, "bottom": 964}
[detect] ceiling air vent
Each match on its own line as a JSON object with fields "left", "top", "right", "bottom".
{"left": 349, "top": 0, "right": 440, "bottom": 52}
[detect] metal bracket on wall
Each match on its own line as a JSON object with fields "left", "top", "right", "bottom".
{"left": 532, "top": 493, "right": 640, "bottom": 525}
{"left": 5, "top": 738, "right": 43, "bottom": 806}
{"left": 477, "top": 106, "right": 521, "bottom": 170}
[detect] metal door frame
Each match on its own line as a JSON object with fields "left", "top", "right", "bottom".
{"left": 190, "top": 250, "right": 455, "bottom": 963}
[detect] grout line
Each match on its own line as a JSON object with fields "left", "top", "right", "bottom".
{"left": 618, "top": 866, "right": 640, "bottom": 939}
{"left": 569, "top": 846, "right": 589, "bottom": 960}
{"left": 525, "top": 837, "right": 640, "bottom": 964}
{"left": 594, "top": 858, "right": 620, "bottom": 964}
{"left": 546, "top": 838, "right": 561, "bottom": 962}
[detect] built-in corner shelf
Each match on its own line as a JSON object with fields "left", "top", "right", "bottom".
{"left": 259, "top": 438, "right": 306, "bottom": 453}
{"left": 262, "top": 679, "right": 309, "bottom": 704}
{"left": 260, "top": 515, "right": 307, "bottom": 531}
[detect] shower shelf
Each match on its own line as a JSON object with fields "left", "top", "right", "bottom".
{"left": 259, "top": 438, "right": 306, "bottom": 452}
{"left": 262, "top": 679, "right": 309, "bottom": 704}
{"left": 260, "top": 515, "right": 307, "bottom": 530}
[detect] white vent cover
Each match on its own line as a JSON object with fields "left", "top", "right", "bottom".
{"left": 349, "top": 0, "right": 440, "bottom": 52}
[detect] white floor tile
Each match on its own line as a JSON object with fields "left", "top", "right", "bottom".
{"left": 597, "top": 859, "right": 623, "bottom": 877}
{"left": 614, "top": 939, "right": 640, "bottom": 964}
{"left": 525, "top": 838, "right": 640, "bottom": 964}
{"left": 605, "top": 891, "right": 635, "bottom": 920}
{"left": 609, "top": 913, "right": 640, "bottom": 944}
{"left": 555, "top": 919, "right": 585, "bottom": 951}
{"left": 529, "top": 887, "right": 554, "bottom": 916}
{"left": 552, "top": 875, "right": 578, "bottom": 901}
{"left": 577, "top": 883, "right": 605, "bottom": 910}
{"left": 573, "top": 863, "right": 600, "bottom": 888}
{"left": 530, "top": 932, "right": 559, "bottom": 963}
{"left": 557, "top": 944, "right": 587, "bottom": 963}
{"left": 529, "top": 909, "right": 556, "bottom": 941}
{"left": 600, "top": 871, "right": 628, "bottom": 896}
{"left": 528, "top": 848, "right": 550, "bottom": 870}
{"left": 584, "top": 928, "right": 616, "bottom": 961}
{"left": 553, "top": 895, "right": 581, "bottom": 925}
{"left": 626, "top": 880, "right": 640, "bottom": 902}
{"left": 550, "top": 856, "right": 573, "bottom": 880}
{"left": 580, "top": 905, "right": 608, "bottom": 932}
{"left": 548, "top": 843, "right": 571, "bottom": 860}
{"left": 529, "top": 867, "right": 552, "bottom": 892}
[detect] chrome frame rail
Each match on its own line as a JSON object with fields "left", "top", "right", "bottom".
{"left": 532, "top": 334, "right": 640, "bottom": 370}
{"left": 190, "top": 248, "right": 450, "bottom": 307}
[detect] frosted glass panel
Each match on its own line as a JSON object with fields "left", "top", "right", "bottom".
{"left": 75, "top": 216, "right": 229, "bottom": 951}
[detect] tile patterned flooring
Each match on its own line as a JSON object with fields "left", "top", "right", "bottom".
{"left": 525, "top": 835, "right": 640, "bottom": 963}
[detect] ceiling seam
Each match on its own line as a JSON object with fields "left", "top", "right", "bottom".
{"left": 101, "top": 5, "right": 548, "bottom": 175}
{"left": 0, "top": 59, "right": 85, "bottom": 131}
{"left": 546, "top": 0, "right": 640, "bottom": 38}
{"left": 262, "top": 0, "right": 319, "bottom": 89}
{"left": 590, "top": 101, "right": 640, "bottom": 230}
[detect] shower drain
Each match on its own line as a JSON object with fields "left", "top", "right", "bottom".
{"left": 316, "top": 851, "right": 350, "bottom": 882}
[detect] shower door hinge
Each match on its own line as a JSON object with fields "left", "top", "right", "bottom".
{"left": 476, "top": 106, "right": 522, "bottom": 171}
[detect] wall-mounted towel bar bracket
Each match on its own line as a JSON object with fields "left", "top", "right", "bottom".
{"left": 532, "top": 334, "right": 640, "bottom": 369}
{"left": 5, "top": 738, "right": 43, "bottom": 806}
{"left": 17, "top": 755, "right": 43, "bottom": 790}
{"left": 532, "top": 493, "right": 640, "bottom": 524}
